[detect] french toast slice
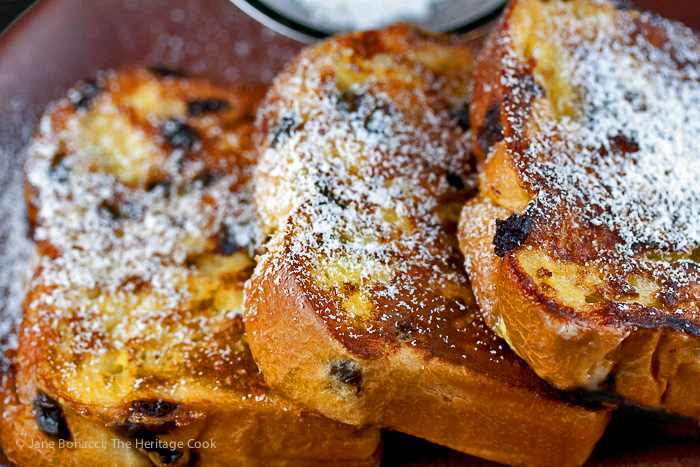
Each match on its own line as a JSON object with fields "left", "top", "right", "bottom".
{"left": 1, "top": 68, "right": 381, "bottom": 467}
{"left": 460, "top": 0, "right": 700, "bottom": 418}
{"left": 245, "top": 25, "right": 611, "bottom": 467}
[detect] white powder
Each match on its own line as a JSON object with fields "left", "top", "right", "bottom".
{"left": 290, "top": 0, "right": 443, "bottom": 30}
{"left": 0, "top": 101, "right": 34, "bottom": 356}
{"left": 518, "top": 10, "right": 700, "bottom": 258}
{"left": 251, "top": 27, "right": 519, "bottom": 365}
{"left": 493, "top": 3, "right": 700, "bottom": 298}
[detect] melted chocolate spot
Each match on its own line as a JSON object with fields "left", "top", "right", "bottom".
{"left": 604, "top": 373, "right": 617, "bottom": 388}
{"left": 98, "top": 199, "right": 122, "bottom": 221}
{"left": 330, "top": 360, "right": 362, "bottom": 392}
{"left": 120, "top": 422, "right": 182, "bottom": 465}
{"left": 131, "top": 399, "right": 179, "bottom": 418}
{"left": 336, "top": 91, "right": 364, "bottom": 113}
{"left": 49, "top": 152, "right": 71, "bottom": 184}
{"left": 477, "top": 104, "right": 503, "bottom": 155}
{"left": 217, "top": 223, "right": 242, "bottom": 255}
{"left": 493, "top": 212, "right": 533, "bottom": 258}
{"left": 271, "top": 115, "right": 300, "bottom": 147}
{"left": 147, "top": 178, "right": 173, "bottom": 194}
{"left": 610, "top": 133, "right": 640, "bottom": 154}
{"left": 70, "top": 79, "right": 103, "bottom": 110}
{"left": 316, "top": 178, "right": 347, "bottom": 209}
{"left": 522, "top": 74, "right": 546, "bottom": 96}
{"left": 446, "top": 172, "right": 465, "bottom": 190}
{"left": 193, "top": 170, "right": 221, "bottom": 187}
{"left": 187, "top": 98, "right": 230, "bottom": 117}
{"left": 33, "top": 393, "right": 71, "bottom": 440}
{"left": 394, "top": 320, "right": 413, "bottom": 341}
{"left": 155, "top": 449, "right": 182, "bottom": 465}
{"left": 449, "top": 105, "right": 471, "bottom": 131}
{"left": 149, "top": 66, "right": 187, "bottom": 78}
{"left": 162, "top": 119, "right": 198, "bottom": 148}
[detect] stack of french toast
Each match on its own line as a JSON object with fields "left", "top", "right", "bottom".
{"left": 2, "top": 0, "right": 700, "bottom": 465}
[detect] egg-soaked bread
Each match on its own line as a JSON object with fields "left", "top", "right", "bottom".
{"left": 1, "top": 68, "right": 381, "bottom": 467}
{"left": 245, "top": 25, "right": 610, "bottom": 467}
{"left": 460, "top": 0, "right": 700, "bottom": 418}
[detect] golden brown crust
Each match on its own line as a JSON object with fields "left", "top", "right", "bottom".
{"left": 461, "top": 0, "right": 700, "bottom": 417}
{"left": 1, "top": 358, "right": 381, "bottom": 467}
{"left": 246, "top": 25, "right": 610, "bottom": 467}
{"left": 2, "top": 68, "right": 381, "bottom": 466}
{"left": 248, "top": 245, "right": 610, "bottom": 467}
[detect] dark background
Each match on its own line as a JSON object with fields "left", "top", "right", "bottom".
{"left": 0, "top": 0, "right": 35, "bottom": 33}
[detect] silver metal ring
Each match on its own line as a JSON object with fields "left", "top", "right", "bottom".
{"left": 229, "top": 0, "right": 507, "bottom": 43}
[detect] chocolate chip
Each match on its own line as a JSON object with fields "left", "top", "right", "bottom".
{"left": 155, "top": 448, "right": 183, "bottom": 465}
{"left": 119, "top": 422, "right": 182, "bottom": 465}
{"left": 446, "top": 172, "right": 465, "bottom": 190}
{"left": 330, "top": 360, "right": 362, "bottom": 392}
{"left": 493, "top": 212, "right": 532, "bottom": 258}
{"left": 49, "top": 152, "right": 70, "bottom": 184}
{"left": 147, "top": 178, "right": 173, "bottom": 194}
{"left": 149, "top": 66, "right": 187, "bottom": 78}
{"left": 604, "top": 373, "right": 617, "bottom": 387}
{"left": 336, "top": 91, "right": 364, "bottom": 113}
{"left": 119, "top": 421, "right": 176, "bottom": 438}
{"left": 33, "top": 393, "right": 70, "bottom": 440}
{"left": 217, "top": 223, "right": 242, "bottom": 255}
{"left": 316, "top": 178, "right": 347, "bottom": 209}
{"left": 477, "top": 104, "right": 503, "bottom": 155}
{"left": 187, "top": 98, "right": 230, "bottom": 117}
{"left": 162, "top": 119, "right": 198, "bottom": 148}
{"left": 98, "top": 199, "right": 121, "bottom": 221}
{"left": 131, "top": 399, "right": 179, "bottom": 418}
{"left": 449, "top": 106, "right": 471, "bottom": 131}
{"left": 69, "top": 79, "right": 103, "bottom": 110}
{"left": 522, "top": 74, "right": 545, "bottom": 96}
{"left": 609, "top": 133, "right": 640, "bottom": 154}
{"left": 271, "top": 115, "right": 300, "bottom": 147}
{"left": 394, "top": 320, "right": 413, "bottom": 341}
{"left": 336, "top": 91, "right": 390, "bottom": 135}
{"left": 192, "top": 170, "right": 221, "bottom": 187}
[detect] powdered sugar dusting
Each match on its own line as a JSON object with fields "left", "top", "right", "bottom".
{"left": 21, "top": 71, "right": 261, "bottom": 397}
{"left": 0, "top": 101, "right": 33, "bottom": 356}
{"left": 502, "top": 5, "right": 700, "bottom": 262}
{"left": 253, "top": 27, "right": 515, "bottom": 361}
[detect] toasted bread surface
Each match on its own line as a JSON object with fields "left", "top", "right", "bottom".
{"left": 246, "top": 25, "right": 610, "bottom": 467}
{"left": 1, "top": 68, "right": 381, "bottom": 466}
{"left": 460, "top": 0, "right": 700, "bottom": 417}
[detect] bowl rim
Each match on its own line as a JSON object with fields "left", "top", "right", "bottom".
{"left": 229, "top": 0, "right": 505, "bottom": 43}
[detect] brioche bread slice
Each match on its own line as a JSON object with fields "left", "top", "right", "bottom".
{"left": 245, "top": 25, "right": 611, "bottom": 467}
{"left": 1, "top": 68, "right": 381, "bottom": 467}
{"left": 460, "top": 0, "right": 700, "bottom": 418}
